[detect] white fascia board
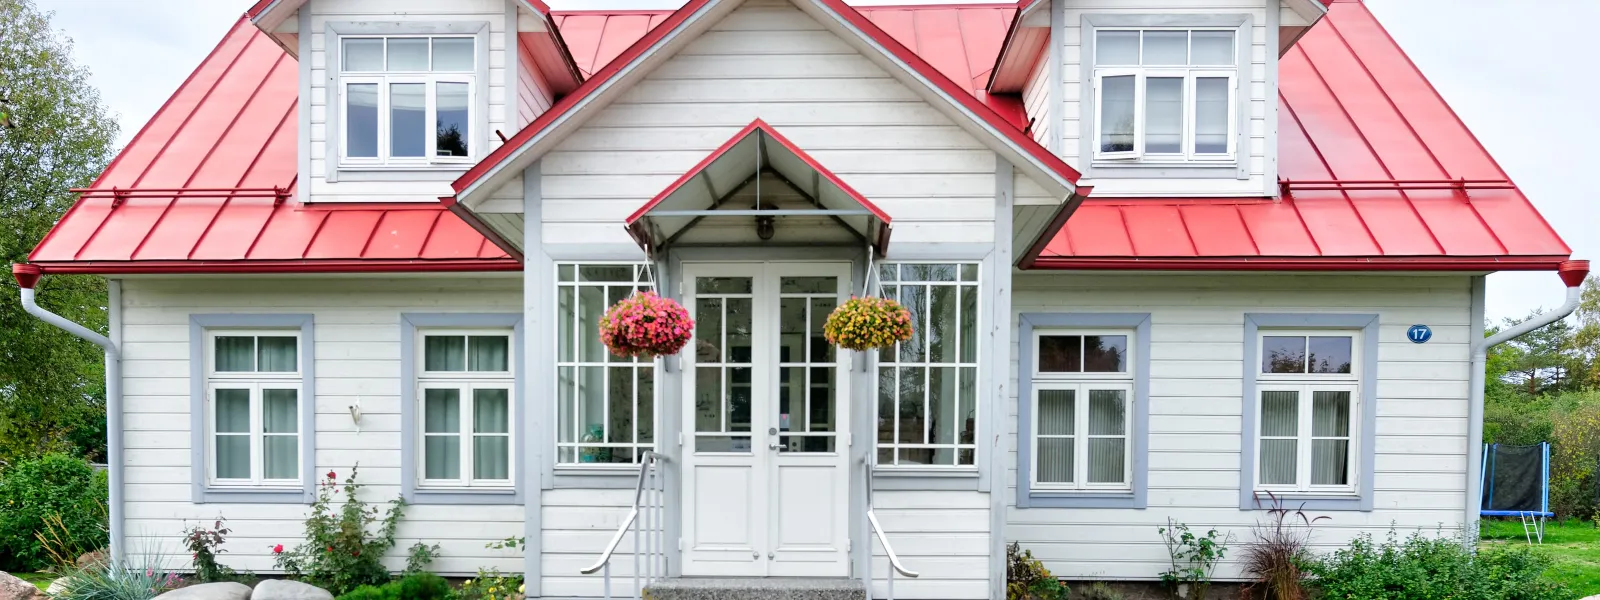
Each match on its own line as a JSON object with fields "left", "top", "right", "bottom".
{"left": 796, "top": 0, "right": 1074, "bottom": 200}
{"left": 456, "top": 0, "right": 736, "bottom": 208}
{"left": 1282, "top": 0, "right": 1327, "bottom": 25}
{"left": 514, "top": 0, "right": 551, "bottom": 32}
{"left": 251, "top": 0, "right": 308, "bottom": 33}
{"left": 1018, "top": 0, "right": 1050, "bottom": 28}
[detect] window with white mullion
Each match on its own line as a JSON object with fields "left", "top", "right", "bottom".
{"left": 1093, "top": 27, "right": 1238, "bottom": 163}
{"left": 206, "top": 331, "right": 302, "bottom": 487}
{"left": 1256, "top": 383, "right": 1357, "bottom": 493}
{"left": 555, "top": 263, "right": 657, "bottom": 465}
{"left": 417, "top": 330, "right": 514, "bottom": 488}
{"left": 875, "top": 263, "right": 980, "bottom": 468}
{"left": 339, "top": 35, "right": 475, "bottom": 166}
{"left": 1032, "top": 382, "right": 1132, "bottom": 491}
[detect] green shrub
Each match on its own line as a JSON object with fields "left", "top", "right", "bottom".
{"left": 53, "top": 549, "right": 182, "bottom": 600}
{"left": 272, "top": 467, "right": 408, "bottom": 595}
{"left": 332, "top": 573, "right": 455, "bottom": 600}
{"left": 1307, "top": 529, "right": 1569, "bottom": 600}
{"left": 458, "top": 568, "right": 522, "bottom": 600}
{"left": 0, "top": 452, "right": 109, "bottom": 571}
{"left": 1157, "top": 519, "right": 1229, "bottom": 600}
{"left": 1005, "top": 542, "right": 1068, "bottom": 600}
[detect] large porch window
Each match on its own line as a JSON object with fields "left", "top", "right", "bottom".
{"left": 555, "top": 263, "right": 657, "bottom": 465}
{"left": 875, "top": 263, "right": 980, "bottom": 467}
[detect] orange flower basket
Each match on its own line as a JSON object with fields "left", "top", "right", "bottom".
{"left": 823, "top": 296, "right": 914, "bottom": 351}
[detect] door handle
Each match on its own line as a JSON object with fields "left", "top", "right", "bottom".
{"left": 768, "top": 442, "right": 782, "bottom": 450}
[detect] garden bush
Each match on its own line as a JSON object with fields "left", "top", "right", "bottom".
{"left": 0, "top": 452, "right": 108, "bottom": 571}
{"left": 53, "top": 549, "right": 182, "bottom": 600}
{"left": 1005, "top": 542, "right": 1068, "bottom": 600}
{"left": 333, "top": 573, "right": 454, "bottom": 600}
{"left": 273, "top": 467, "right": 415, "bottom": 595}
{"left": 1307, "top": 529, "right": 1569, "bottom": 600}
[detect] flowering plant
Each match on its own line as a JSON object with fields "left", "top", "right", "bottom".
{"left": 598, "top": 291, "right": 694, "bottom": 358}
{"left": 824, "top": 296, "right": 914, "bottom": 351}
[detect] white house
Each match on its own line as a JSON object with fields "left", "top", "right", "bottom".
{"left": 13, "top": 0, "right": 1586, "bottom": 598}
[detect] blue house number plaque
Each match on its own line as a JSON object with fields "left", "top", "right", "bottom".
{"left": 1407, "top": 324, "right": 1432, "bottom": 344}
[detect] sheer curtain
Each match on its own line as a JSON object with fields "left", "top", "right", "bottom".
{"left": 1259, "top": 391, "right": 1299, "bottom": 485}
{"left": 425, "top": 336, "right": 466, "bottom": 371}
{"left": 1144, "top": 77, "right": 1184, "bottom": 153}
{"left": 262, "top": 389, "right": 298, "bottom": 480}
{"left": 215, "top": 389, "right": 251, "bottom": 479}
{"left": 257, "top": 337, "right": 297, "bottom": 372}
{"left": 1036, "top": 390, "right": 1074, "bottom": 484}
{"left": 215, "top": 337, "right": 255, "bottom": 372}
{"left": 473, "top": 388, "right": 510, "bottom": 480}
{"left": 1193, "top": 78, "right": 1230, "bottom": 154}
{"left": 1312, "top": 391, "right": 1352, "bottom": 485}
{"left": 468, "top": 336, "right": 509, "bottom": 372}
{"left": 1087, "top": 389, "right": 1127, "bottom": 484}
{"left": 424, "top": 389, "right": 462, "bottom": 480}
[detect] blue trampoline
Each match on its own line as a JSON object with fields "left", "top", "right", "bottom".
{"left": 1480, "top": 442, "right": 1551, "bottom": 543}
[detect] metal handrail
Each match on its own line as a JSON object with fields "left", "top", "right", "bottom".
{"left": 863, "top": 456, "right": 917, "bottom": 600}
{"left": 581, "top": 451, "right": 667, "bottom": 600}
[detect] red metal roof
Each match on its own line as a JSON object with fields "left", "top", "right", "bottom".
{"left": 27, "top": 18, "right": 518, "bottom": 275}
{"left": 1033, "top": 1, "right": 1569, "bottom": 270}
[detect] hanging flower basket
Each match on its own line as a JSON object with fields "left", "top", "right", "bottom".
{"left": 824, "top": 296, "right": 914, "bottom": 351}
{"left": 598, "top": 291, "right": 695, "bottom": 358}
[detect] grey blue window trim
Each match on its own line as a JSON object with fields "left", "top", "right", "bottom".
{"left": 1239, "top": 313, "right": 1378, "bottom": 512}
{"left": 323, "top": 21, "right": 491, "bottom": 184}
{"left": 400, "top": 313, "right": 525, "bottom": 505}
{"left": 1078, "top": 13, "right": 1253, "bottom": 181}
{"left": 1016, "top": 313, "right": 1150, "bottom": 509}
{"left": 189, "top": 314, "right": 316, "bottom": 504}
{"left": 874, "top": 470, "right": 980, "bottom": 491}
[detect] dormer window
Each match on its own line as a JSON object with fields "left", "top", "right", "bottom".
{"left": 1092, "top": 29, "right": 1237, "bottom": 163}
{"left": 340, "top": 36, "right": 476, "bottom": 167}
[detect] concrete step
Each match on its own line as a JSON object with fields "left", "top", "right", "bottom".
{"left": 645, "top": 577, "right": 864, "bottom": 600}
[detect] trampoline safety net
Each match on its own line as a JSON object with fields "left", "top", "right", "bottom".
{"left": 1481, "top": 443, "right": 1549, "bottom": 516}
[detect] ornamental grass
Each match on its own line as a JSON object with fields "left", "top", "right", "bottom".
{"left": 823, "top": 296, "right": 914, "bottom": 351}
{"left": 599, "top": 291, "right": 695, "bottom": 358}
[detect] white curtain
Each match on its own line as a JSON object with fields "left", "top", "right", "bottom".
{"left": 1194, "top": 77, "right": 1230, "bottom": 154}
{"left": 424, "top": 388, "right": 461, "bottom": 480}
{"left": 1087, "top": 389, "right": 1127, "bottom": 484}
{"left": 1259, "top": 391, "right": 1299, "bottom": 485}
{"left": 473, "top": 388, "right": 510, "bottom": 480}
{"left": 215, "top": 389, "right": 251, "bottom": 479}
{"left": 1312, "top": 391, "right": 1352, "bottom": 485}
{"left": 467, "top": 335, "right": 509, "bottom": 372}
{"left": 215, "top": 337, "right": 255, "bottom": 372}
{"left": 1145, "top": 77, "right": 1184, "bottom": 153}
{"left": 262, "top": 389, "right": 298, "bottom": 480}
{"left": 257, "top": 336, "right": 297, "bottom": 372}
{"left": 1036, "top": 390, "right": 1075, "bottom": 483}
{"left": 425, "top": 336, "right": 466, "bottom": 371}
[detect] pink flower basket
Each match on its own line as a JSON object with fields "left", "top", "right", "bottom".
{"left": 598, "top": 291, "right": 696, "bottom": 358}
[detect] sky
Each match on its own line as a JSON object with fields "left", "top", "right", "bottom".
{"left": 30, "top": 0, "right": 1598, "bottom": 322}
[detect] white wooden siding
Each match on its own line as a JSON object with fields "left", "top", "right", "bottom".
{"left": 305, "top": 0, "right": 510, "bottom": 203}
{"left": 517, "top": 40, "right": 555, "bottom": 130}
{"left": 1022, "top": 54, "right": 1053, "bottom": 150}
{"left": 541, "top": 489, "right": 640, "bottom": 598}
{"left": 1006, "top": 273, "right": 1472, "bottom": 580}
{"left": 120, "top": 277, "right": 524, "bottom": 575}
{"left": 1062, "top": 0, "right": 1273, "bottom": 197}
{"left": 871, "top": 491, "right": 991, "bottom": 599}
{"left": 538, "top": 0, "right": 1002, "bottom": 250}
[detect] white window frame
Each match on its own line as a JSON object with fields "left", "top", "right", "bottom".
{"left": 1029, "top": 329, "right": 1136, "bottom": 491}
{"left": 874, "top": 262, "right": 983, "bottom": 469}
{"left": 204, "top": 330, "right": 303, "bottom": 488}
{"left": 1253, "top": 330, "right": 1361, "bottom": 495}
{"left": 553, "top": 262, "right": 658, "bottom": 467}
{"left": 337, "top": 35, "right": 477, "bottom": 168}
{"left": 1091, "top": 28, "right": 1239, "bottom": 163}
{"left": 414, "top": 329, "right": 516, "bottom": 489}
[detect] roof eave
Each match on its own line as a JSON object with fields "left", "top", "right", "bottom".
{"left": 986, "top": 0, "right": 1050, "bottom": 93}
{"left": 1283, "top": 0, "right": 1328, "bottom": 26}
{"left": 25, "top": 258, "right": 524, "bottom": 275}
{"left": 1028, "top": 255, "right": 1572, "bottom": 272}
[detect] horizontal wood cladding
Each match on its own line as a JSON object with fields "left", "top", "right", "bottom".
{"left": 538, "top": 3, "right": 1008, "bottom": 250}
{"left": 119, "top": 277, "right": 522, "bottom": 576}
{"left": 1005, "top": 273, "right": 1473, "bottom": 580}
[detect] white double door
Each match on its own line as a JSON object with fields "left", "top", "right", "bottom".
{"left": 680, "top": 262, "right": 852, "bottom": 577}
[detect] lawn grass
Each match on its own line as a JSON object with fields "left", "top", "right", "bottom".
{"left": 1481, "top": 518, "right": 1600, "bottom": 596}
{"left": 12, "top": 571, "right": 54, "bottom": 592}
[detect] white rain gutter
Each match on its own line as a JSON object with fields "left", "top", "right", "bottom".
{"left": 1466, "top": 259, "right": 1588, "bottom": 538}
{"left": 12, "top": 264, "right": 123, "bottom": 562}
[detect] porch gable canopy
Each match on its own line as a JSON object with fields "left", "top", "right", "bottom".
{"left": 625, "top": 120, "right": 891, "bottom": 257}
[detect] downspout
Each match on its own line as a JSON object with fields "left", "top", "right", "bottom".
{"left": 13, "top": 264, "right": 123, "bottom": 562}
{"left": 1466, "top": 260, "right": 1588, "bottom": 540}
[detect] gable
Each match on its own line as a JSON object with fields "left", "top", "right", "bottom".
{"left": 533, "top": 0, "right": 1023, "bottom": 251}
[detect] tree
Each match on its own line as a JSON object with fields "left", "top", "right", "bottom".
{"left": 1574, "top": 276, "right": 1600, "bottom": 389}
{"left": 0, "top": 0, "right": 119, "bottom": 466}
{"left": 1490, "top": 310, "right": 1588, "bottom": 398}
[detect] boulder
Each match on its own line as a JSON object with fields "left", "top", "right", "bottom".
{"left": 45, "top": 579, "right": 67, "bottom": 597}
{"left": 0, "top": 572, "right": 45, "bottom": 600}
{"left": 250, "top": 580, "right": 332, "bottom": 600}
{"left": 155, "top": 582, "right": 253, "bottom": 600}
{"left": 75, "top": 550, "right": 106, "bottom": 569}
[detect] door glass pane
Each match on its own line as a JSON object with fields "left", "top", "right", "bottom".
{"left": 425, "top": 335, "right": 466, "bottom": 371}
{"left": 1142, "top": 31, "right": 1188, "bottom": 65}
{"left": 1038, "top": 389, "right": 1075, "bottom": 435}
{"left": 473, "top": 388, "right": 509, "bottom": 434}
{"left": 263, "top": 389, "right": 297, "bottom": 433}
{"left": 1194, "top": 77, "right": 1230, "bottom": 154}
{"left": 342, "top": 38, "right": 384, "bottom": 71}
{"left": 1191, "top": 31, "right": 1234, "bottom": 65}
{"left": 1037, "top": 438, "right": 1073, "bottom": 483}
{"left": 437, "top": 82, "right": 470, "bottom": 158}
{"left": 468, "top": 335, "right": 509, "bottom": 372}
{"left": 258, "top": 337, "right": 297, "bottom": 372}
{"left": 216, "top": 389, "right": 250, "bottom": 432}
{"left": 809, "top": 367, "right": 835, "bottom": 432}
{"left": 1145, "top": 77, "right": 1183, "bottom": 154}
{"left": 1084, "top": 335, "right": 1128, "bottom": 372}
{"left": 346, "top": 83, "right": 379, "bottom": 158}
{"left": 1088, "top": 438, "right": 1126, "bottom": 483}
{"left": 386, "top": 38, "right": 429, "bottom": 71}
{"left": 432, "top": 38, "right": 475, "bottom": 71}
{"left": 1262, "top": 336, "right": 1306, "bottom": 373}
{"left": 728, "top": 297, "right": 752, "bottom": 364}
{"left": 424, "top": 388, "right": 461, "bottom": 433}
{"left": 1038, "top": 335, "right": 1082, "bottom": 372}
{"left": 695, "top": 367, "right": 722, "bottom": 433}
{"left": 215, "top": 337, "right": 255, "bottom": 372}
{"left": 1260, "top": 391, "right": 1298, "bottom": 436}
{"left": 390, "top": 82, "right": 426, "bottom": 158}
{"left": 779, "top": 367, "right": 802, "bottom": 432}
{"left": 729, "top": 366, "right": 752, "bottom": 432}
{"left": 780, "top": 277, "right": 834, "bottom": 294}
{"left": 695, "top": 298, "right": 723, "bottom": 363}
{"left": 696, "top": 436, "right": 751, "bottom": 452}
{"left": 696, "top": 277, "right": 753, "bottom": 294}
{"left": 810, "top": 298, "right": 836, "bottom": 363}
{"left": 1096, "top": 31, "right": 1139, "bottom": 65}
{"left": 1309, "top": 336, "right": 1354, "bottom": 374}
{"left": 1099, "top": 75, "right": 1135, "bottom": 153}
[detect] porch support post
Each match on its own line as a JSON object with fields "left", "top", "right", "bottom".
{"left": 524, "top": 161, "right": 548, "bottom": 596}
{"left": 989, "top": 156, "right": 1016, "bottom": 600}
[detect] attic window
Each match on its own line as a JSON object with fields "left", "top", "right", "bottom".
{"left": 340, "top": 36, "right": 476, "bottom": 166}
{"left": 1092, "top": 29, "right": 1237, "bottom": 163}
